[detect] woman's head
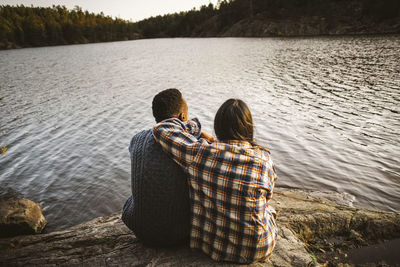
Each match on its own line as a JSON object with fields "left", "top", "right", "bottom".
{"left": 214, "top": 99, "right": 254, "bottom": 143}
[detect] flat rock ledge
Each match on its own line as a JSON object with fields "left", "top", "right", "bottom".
{"left": 0, "top": 190, "right": 399, "bottom": 266}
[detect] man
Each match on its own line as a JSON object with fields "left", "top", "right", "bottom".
{"left": 122, "top": 88, "right": 193, "bottom": 247}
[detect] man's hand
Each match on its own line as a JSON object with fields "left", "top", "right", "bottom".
{"left": 200, "top": 131, "right": 216, "bottom": 143}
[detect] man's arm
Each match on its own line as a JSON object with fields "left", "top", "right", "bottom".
{"left": 152, "top": 118, "right": 207, "bottom": 170}
{"left": 200, "top": 131, "right": 216, "bottom": 143}
{"left": 265, "top": 156, "right": 278, "bottom": 202}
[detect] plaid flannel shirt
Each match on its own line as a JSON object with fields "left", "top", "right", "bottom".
{"left": 153, "top": 118, "right": 278, "bottom": 264}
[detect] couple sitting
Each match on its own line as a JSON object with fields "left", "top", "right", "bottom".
{"left": 122, "top": 89, "right": 278, "bottom": 264}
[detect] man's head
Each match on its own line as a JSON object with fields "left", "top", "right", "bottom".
{"left": 152, "top": 88, "right": 188, "bottom": 123}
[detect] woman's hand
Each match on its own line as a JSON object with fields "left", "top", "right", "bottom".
{"left": 200, "top": 131, "right": 216, "bottom": 143}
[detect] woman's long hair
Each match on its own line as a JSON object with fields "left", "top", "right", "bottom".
{"left": 214, "top": 99, "right": 269, "bottom": 152}
{"left": 214, "top": 99, "right": 254, "bottom": 143}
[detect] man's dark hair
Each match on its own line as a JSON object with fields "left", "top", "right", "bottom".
{"left": 152, "top": 88, "right": 184, "bottom": 123}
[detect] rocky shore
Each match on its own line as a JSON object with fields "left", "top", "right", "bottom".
{"left": 1, "top": 189, "right": 399, "bottom": 266}
{"left": 217, "top": 17, "right": 400, "bottom": 37}
{"left": 191, "top": 11, "right": 400, "bottom": 38}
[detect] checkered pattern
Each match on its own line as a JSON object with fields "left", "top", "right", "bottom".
{"left": 153, "top": 118, "right": 278, "bottom": 264}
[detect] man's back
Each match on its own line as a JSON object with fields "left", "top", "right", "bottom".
{"left": 122, "top": 129, "right": 190, "bottom": 246}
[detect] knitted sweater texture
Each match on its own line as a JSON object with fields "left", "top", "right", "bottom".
{"left": 122, "top": 129, "right": 190, "bottom": 246}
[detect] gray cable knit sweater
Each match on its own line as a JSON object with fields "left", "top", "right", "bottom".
{"left": 122, "top": 129, "right": 190, "bottom": 246}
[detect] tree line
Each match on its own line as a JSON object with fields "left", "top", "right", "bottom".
{"left": 138, "top": 0, "right": 400, "bottom": 37}
{"left": 0, "top": 5, "right": 139, "bottom": 49}
{"left": 1, "top": 0, "right": 399, "bottom": 49}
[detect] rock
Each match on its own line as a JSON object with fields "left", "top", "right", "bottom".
{"left": 270, "top": 190, "right": 400, "bottom": 244}
{"left": 349, "top": 230, "right": 365, "bottom": 246}
{"left": 0, "top": 199, "right": 46, "bottom": 238}
{"left": 270, "top": 226, "right": 314, "bottom": 267}
{"left": 270, "top": 190, "right": 400, "bottom": 265}
{"left": 0, "top": 189, "right": 399, "bottom": 266}
{"left": 0, "top": 213, "right": 313, "bottom": 266}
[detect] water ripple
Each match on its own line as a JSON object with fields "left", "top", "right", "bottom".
{"left": 0, "top": 36, "right": 399, "bottom": 231}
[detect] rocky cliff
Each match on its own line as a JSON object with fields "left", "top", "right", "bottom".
{"left": 217, "top": 16, "right": 400, "bottom": 37}
{"left": 192, "top": 2, "right": 400, "bottom": 38}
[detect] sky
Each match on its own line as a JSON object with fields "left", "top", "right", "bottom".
{"left": 0, "top": 0, "right": 219, "bottom": 21}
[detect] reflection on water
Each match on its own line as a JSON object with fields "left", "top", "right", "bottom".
{"left": 0, "top": 36, "right": 399, "bottom": 231}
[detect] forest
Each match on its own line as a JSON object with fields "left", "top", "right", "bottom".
{"left": 1, "top": 0, "right": 399, "bottom": 49}
{"left": 0, "top": 5, "right": 139, "bottom": 49}
{"left": 137, "top": 0, "right": 400, "bottom": 37}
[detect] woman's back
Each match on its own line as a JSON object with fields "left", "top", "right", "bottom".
{"left": 153, "top": 118, "right": 278, "bottom": 263}
{"left": 188, "top": 139, "right": 277, "bottom": 263}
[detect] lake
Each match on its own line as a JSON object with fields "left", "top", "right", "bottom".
{"left": 0, "top": 36, "right": 399, "bottom": 232}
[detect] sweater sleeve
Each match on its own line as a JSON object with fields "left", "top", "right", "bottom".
{"left": 152, "top": 118, "right": 205, "bottom": 171}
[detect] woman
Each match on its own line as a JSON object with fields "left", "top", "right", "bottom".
{"left": 153, "top": 99, "right": 278, "bottom": 263}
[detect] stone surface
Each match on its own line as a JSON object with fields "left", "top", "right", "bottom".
{"left": 0, "top": 198, "right": 46, "bottom": 238}
{"left": 269, "top": 226, "right": 314, "bottom": 267}
{"left": 0, "top": 189, "right": 399, "bottom": 266}
{"left": 270, "top": 190, "right": 400, "bottom": 266}
{"left": 0, "top": 213, "right": 312, "bottom": 266}
{"left": 0, "top": 191, "right": 314, "bottom": 266}
{"left": 270, "top": 190, "right": 400, "bottom": 243}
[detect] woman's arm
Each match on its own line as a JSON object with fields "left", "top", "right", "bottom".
{"left": 152, "top": 118, "right": 207, "bottom": 170}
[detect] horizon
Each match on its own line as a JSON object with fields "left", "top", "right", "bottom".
{"left": 0, "top": 0, "right": 218, "bottom": 22}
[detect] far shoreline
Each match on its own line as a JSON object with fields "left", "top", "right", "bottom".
{"left": 1, "top": 33, "right": 399, "bottom": 51}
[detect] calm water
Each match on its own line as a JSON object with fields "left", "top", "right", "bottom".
{"left": 0, "top": 36, "right": 399, "bottom": 232}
